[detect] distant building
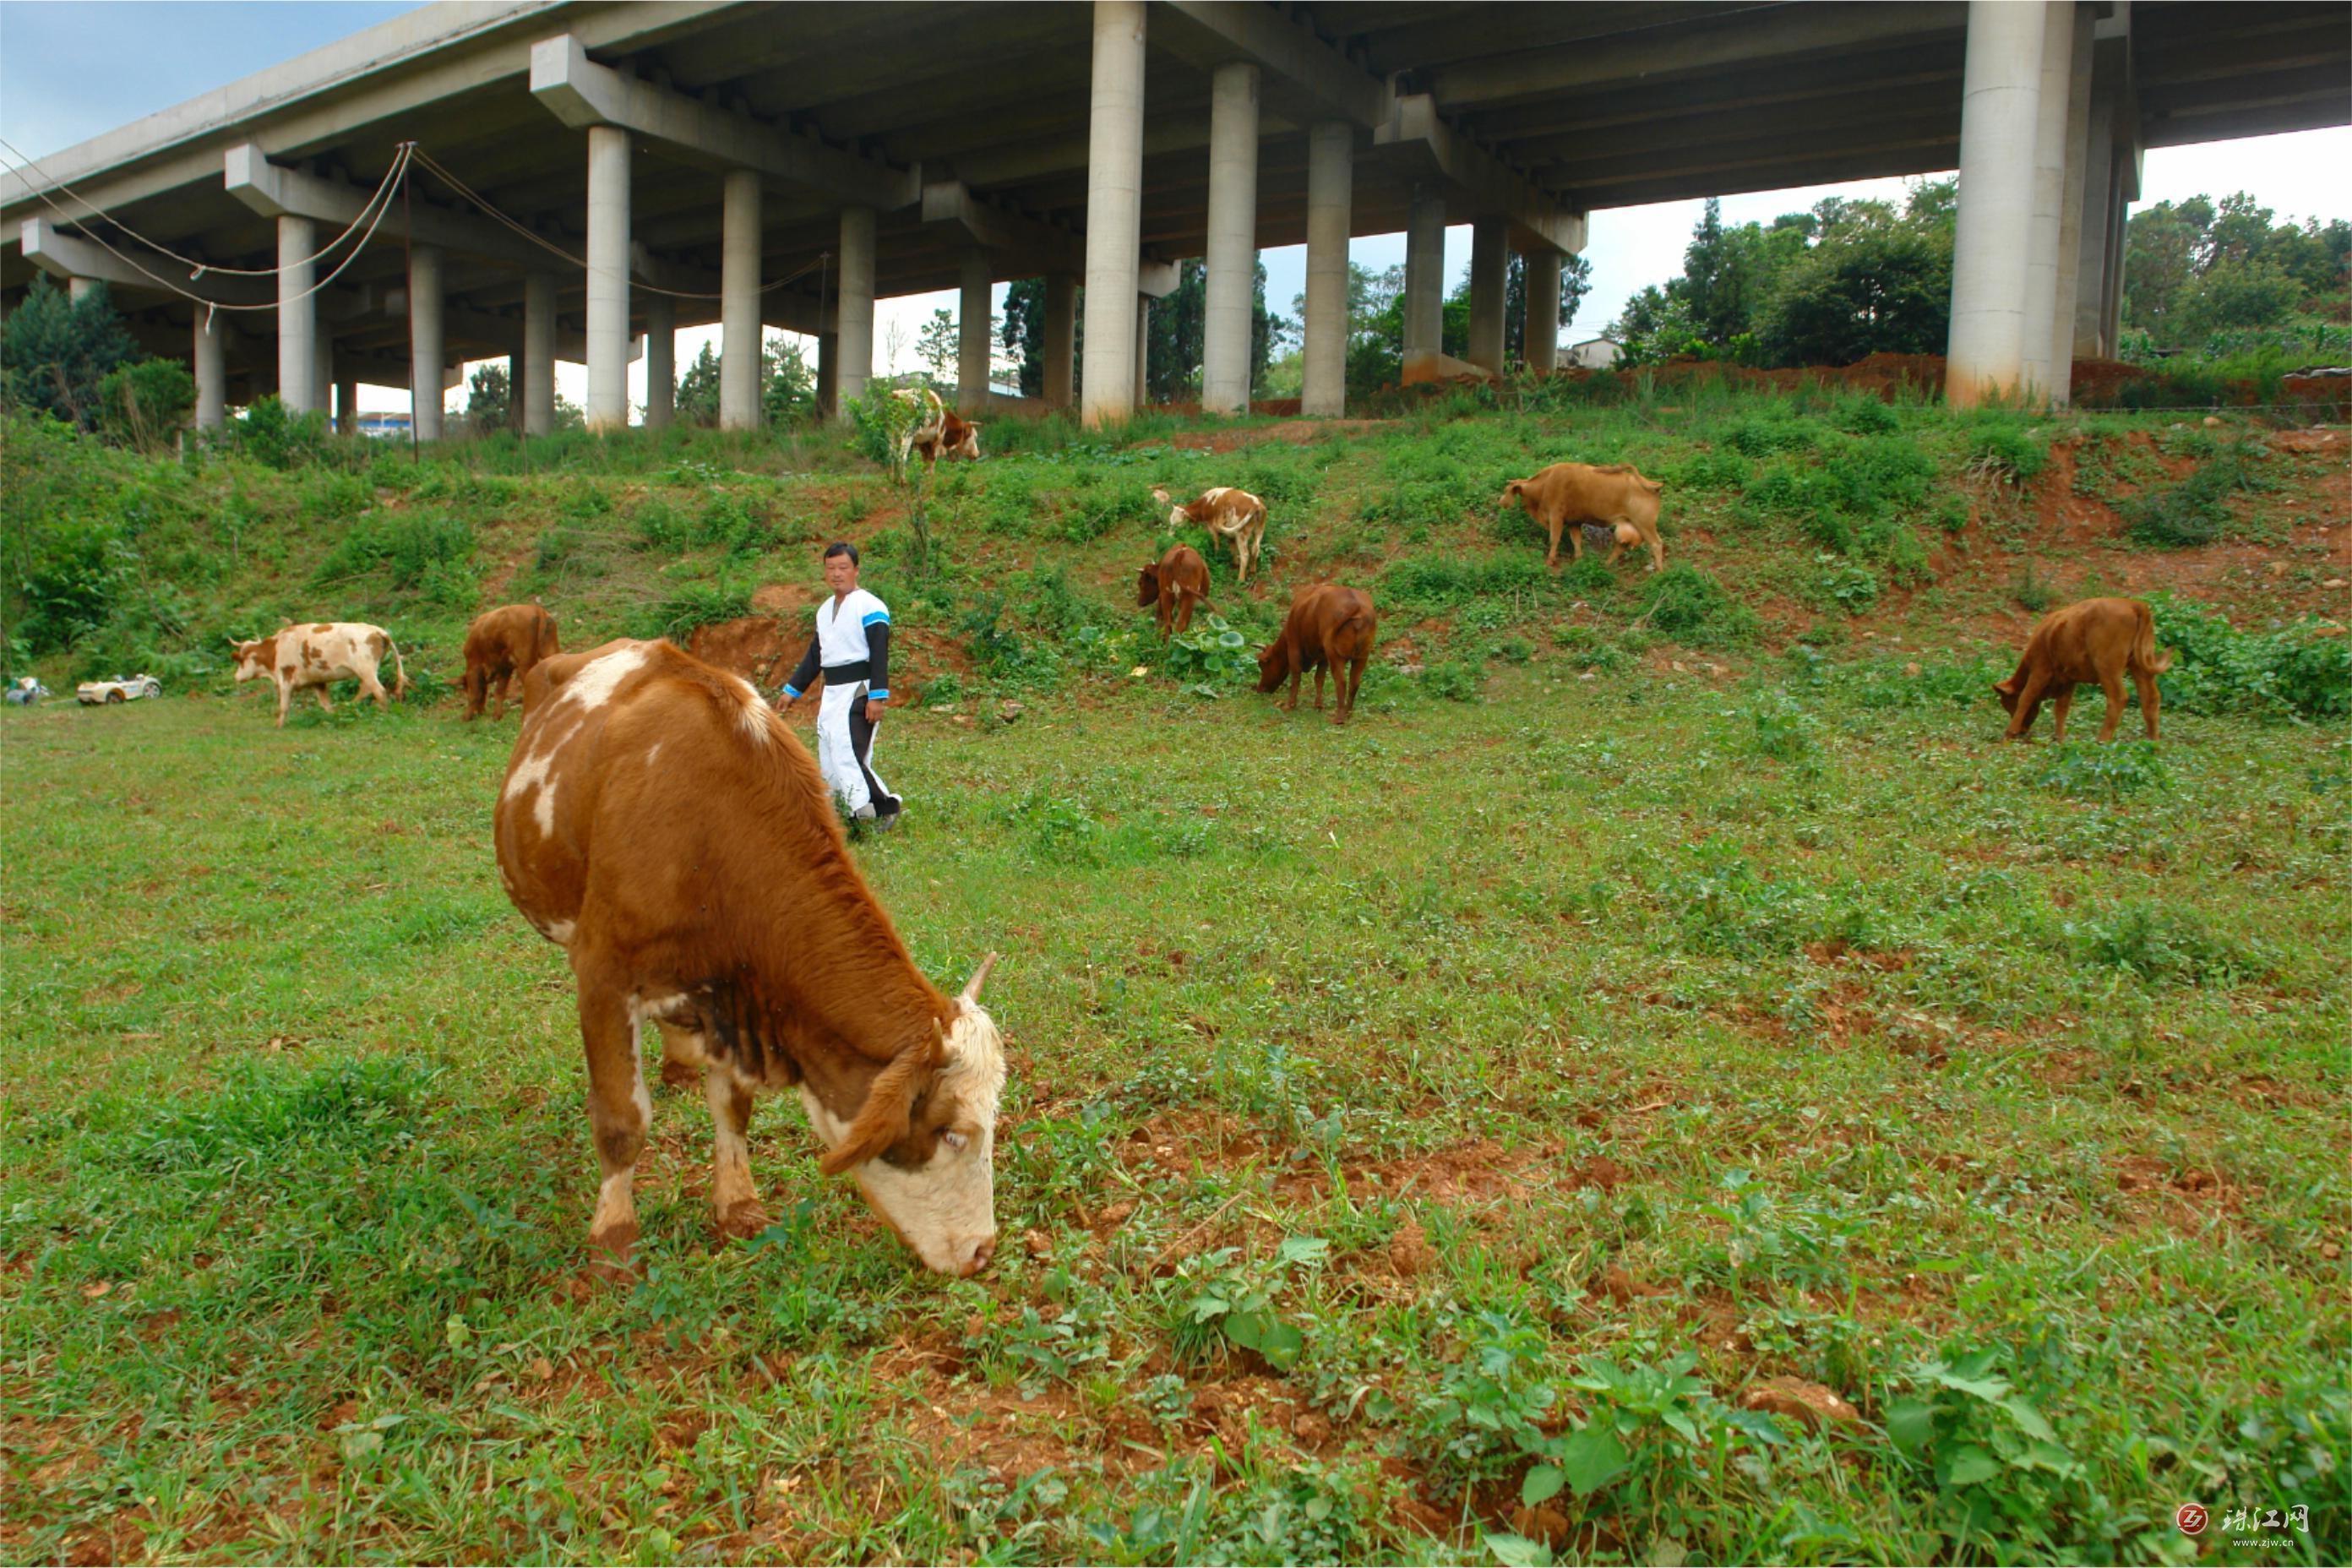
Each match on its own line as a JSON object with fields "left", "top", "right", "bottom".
{"left": 357, "top": 411, "right": 412, "bottom": 440}
{"left": 1567, "top": 337, "right": 1625, "bottom": 370}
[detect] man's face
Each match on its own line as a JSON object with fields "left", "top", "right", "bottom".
{"left": 823, "top": 553, "right": 858, "bottom": 595}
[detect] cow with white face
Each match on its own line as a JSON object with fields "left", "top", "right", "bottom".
{"left": 230, "top": 621, "right": 411, "bottom": 727}
{"left": 493, "top": 637, "right": 1008, "bottom": 1278}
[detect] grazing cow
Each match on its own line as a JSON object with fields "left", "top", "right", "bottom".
{"left": 1257, "top": 584, "right": 1378, "bottom": 725}
{"left": 892, "top": 387, "right": 983, "bottom": 476}
{"left": 1137, "top": 544, "right": 1212, "bottom": 638}
{"left": 493, "top": 638, "right": 1007, "bottom": 1279}
{"left": 1995, "top": 596, "right": 2172, "bottom": 743}
{"left": 462, "top": 602, "right": 560, "bottom": 721}
{"left": 1500, "top": 462, "right": 1667, "bottom": 572}
{"left": 1153, "top": 486, "right": 1267, "bottom": 585}
{"left": 229, "top": 621, "right": 410, "bottom": 727}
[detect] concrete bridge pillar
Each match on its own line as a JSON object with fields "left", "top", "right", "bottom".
{"left": 834, "top": 204, "right": 876, "bottom": 421}
{"left": 2098, "top": 160, "right": 2126, "bottom": 354}
{"left": 1946, "top": 0, "right": 2046, "bottom": 408}
{"left": 585, "top": 123, "right": 633, "bottom": 429}
{"left": 522, "top": 273, "right": 556, "bottom": 435}
{"left": 2072, "top": 68, "right": 2116, "bottom": 358}
{"left": 193, "top": 313, "right": 225, "bottom": 429}
{"left": 1467, "top": 218, "right": 1507, "bottom": 373}
{"left": 1081, "top": 0, "right": 1146, "bottom": 426}
{"left": 276, "top": 215, "right": 318, "bottom": 413}
{"left": 721, "top": 167, "right": 763, "bottom": 430}
{"left": 959, "top": 249, "right": 993, "bottom": 414}
{"left": 1043, "top": 273, "right": 1077, "bottom": 410}
{"left": 337, "top": 378, "right": 359, "bottom": 435}
{"left": 1302, "top": 120, "right": 1352, "bottom": 416}
{"left": 313, "top": 331, "right": 335, "bottom": 431}
{"left": 1525, "top": 249, "right": 1563, "bottom": 374}
{"left": 2049, "top": 2, "right": 2094, "bottom": 406}
{"left": 1402, "top": 190, "right": 1446, "bottom": 384}
{"left": 1202, "top": 60, "right": 1260, "bottom": 415}
{"left": 408, "top": 243, "right": 445, "bottom": 442}
{"left": 645, "top": 292, "right": 676, "bottom": 428}
{"left": 504, "top": 355, "right": 523, "bottom": 431}
{"left": 2020, "top": 1, "right": 2077, "bottom": 404}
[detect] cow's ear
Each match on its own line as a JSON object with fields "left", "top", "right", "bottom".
{"left": 1992, "top": 677, "right": 2019, "bottom": 695}
{"left": 819, "top": 1045, "right": 936, "bottom": 1175}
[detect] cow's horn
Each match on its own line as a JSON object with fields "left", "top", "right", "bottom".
{"left": 960, "top": 951, "right": 999, "bottom": 1004}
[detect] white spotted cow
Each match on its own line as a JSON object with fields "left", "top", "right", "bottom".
{"left": 229, "top": 622, "right": 411, "bottom": 727}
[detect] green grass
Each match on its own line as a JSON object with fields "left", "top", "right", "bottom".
{"left": 3, "top": 658, "right": 2346, "bottom": 1565}
{"left": 3, "top": 393, "right": 2347, "bottom": 1563}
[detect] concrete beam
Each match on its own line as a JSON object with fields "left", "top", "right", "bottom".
{"left": 921, "top": 180, "right": 1082, "bottom": 275}
{"left": 530, "top": 33, "right": 919, "bottom": 210}
{"left": 1374, "top": 94, "right": 1586, "bottom": 253}
{"left": 224, "top": 143, "right": 547, "bottom": 270}
{"left": 1153, "top": 0, "right": 1387, "bottom": 128}
{"left": 21, "top": 217, "right": 280, "bottom": 307}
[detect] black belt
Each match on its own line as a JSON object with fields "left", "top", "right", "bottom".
{"left": 822, "top": 660, "right": 872, "bottom": 683}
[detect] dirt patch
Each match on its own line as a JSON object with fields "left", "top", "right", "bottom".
{"left": 687, "top": 616, "right": 789, "bottom": 681}
{"left": 1157, "top": 417, "right": 1395, "bottom": 455}
{"left": 2113, "top": 1154, "right": 2250, "bottom": 1224}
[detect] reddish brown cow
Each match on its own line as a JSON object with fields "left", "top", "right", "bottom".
{"left": 1152, "top": 486, "right": 1267, "bottom": 584}
{"left": 1995, "top": 596, "right": 2172, "bottom": 743}
{"left": 462, "top": 602, "right": 560, "bottom": 721}
{"left": 1256, "top": 584, "right": 1378, "bottom": 725}
{"left": 493, "top": 639, "right": 1008, "bottom": 1278}
{"left": 1137, "top": 544, "right": 1212, "bottom": 637}
{"left": 1500, "top": 462, "right": 1667, "bottom": 572}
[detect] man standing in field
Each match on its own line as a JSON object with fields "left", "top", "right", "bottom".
{"left": 776, "top": 541, "right": 901, "bottom": 830}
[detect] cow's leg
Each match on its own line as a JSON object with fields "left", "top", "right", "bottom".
{"left": 1346, "top": 653, "right": 1367, "bottom": 723}
{"left": 495, "top": 670, "right": 515, "bottom": 720}
{"left": 1233, "top": 535, "right": 1250, "bottom": 586}
{"left": 705, "top": 1066, "right": 768, "bottom": 1241}
{"left": 2050, "top": 688, "right": 2075, "bottom": 743}
{"left": 577, "top": 969, "right": 651, "bottom": 1277}
{"left": 1603, "top": 520, "right": 1625, "bottom": 565}
{"left": 463, "top": 667, "right": 485, "bottom": 721}
{"left": 275, "top": 680, "right": 292, "bottom": 727}
{"left": 1174, "top": 595, "right": 1195, "bottom": 636}
{"left": 1282, "top": 662, "right": 1301, "bottom": 712}
{"left": 2003, "top": 670, "right": 2051, "bottom": 739}
{"left": 1313, "top": 661, "right": 1327, "bottom": 710}
{"left": 2095, "top": 671, "right": 2127, "bottom": 743}
{"left": 358, "top": 672, "right": 389, "bottom": 711}
{"left": 2134, "top": 669, "right": 2161, "bottom": 741}
{"left": 313, "top": 686, "right": 335, "bottom": 714}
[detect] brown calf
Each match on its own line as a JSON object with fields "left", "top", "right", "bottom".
{"left": 1995, "top": 596, "right": 2172, "bottom": 743}
{"left": 493, "top": 639, "right": 1008, "bottom": 1279}
{"left": 1152, "top": 486, "right": 1268, "bottom": 585}
{"left": 1500, "top": 462, "right": 1667, "bottom": 572}
{"left": 462, "top": 602, "right": 560, "bottom": 720}
{"left": 1137, "top": 544, "right": 1212, "bottom": 637}
{"left": 1257, "top": 584, "right": 1378, "bottom": 725}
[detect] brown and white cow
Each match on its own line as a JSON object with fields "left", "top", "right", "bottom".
{"left": 1500, "top": 462, "right": 1667, "bottom": 573}
{"left": 1257, "top": 583, "right": 1378, "bottom": 725}
{"left": 229, "top": 621, "right": 411, "bottom": 727}
{"left": 462, "top": 602, "right": 560, "bottom": 721}
{"left": 892, "top": 387, "right": 983, "bottom": 476}
{"left": 493, "top": 638, "right": 1007, "bottom": 1279}
{"left": 1995, "top": 596, "right": 2172, "bottom": 743}
{"left": 1152, "top": 486, "right": 1267, "bottom": 585}
{"left": 1137, "top": 544, "right": 1212, "bottom": 638}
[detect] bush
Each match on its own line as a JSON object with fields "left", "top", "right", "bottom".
{"left": 1637, "top": 564, "right": 1756, "bottom": 648}
{"left": 217, "top": 395, "right": 332, "bottom": 471}
{"left": 96, "top": 359, "right": 195, "bottom": 452}
{"left": 1966, "top": 424, "right": 2048, "bottom": 485}
{"left": 632, "top": 498, "right": 689, "bottom": 552}
{"left": 2121, "top": 443, "right": 2271, "bottom": 549}
{"left": 2072, "top": 902, "right": 2254, "bottom": 984}
{"left": 315, "top": 512, "right": 473, "bottom": 594}
{"left": 1815, "top": 558, "right": 1881, "bottom": 615}
{"left": 2153, "top": 596, "right": 2350, "bottom": 721}
{"left": 1673, "top": 448, "right": 1750, "bottom": 492}
{"left": 629, "top": 580, "right": 751, "bottom": 643}
{"left": 1419, "top": 659, "right": 1485, "bottom": 703}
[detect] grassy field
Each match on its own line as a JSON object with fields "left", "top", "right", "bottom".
{"left": 3, "top": 389, "right": 2348, "bottom": 1565}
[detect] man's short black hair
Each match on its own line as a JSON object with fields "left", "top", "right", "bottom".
{"left": 823, "top": 540, "right": 860, "bottom": 567}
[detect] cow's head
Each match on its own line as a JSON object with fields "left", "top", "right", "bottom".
{"left": 1500, "top": 478, "right": 1528, "bottom": 511}
{"left": 819, "top": 956, "right": 1006, "bottom": 1277}
{"left": 949, "top": 421, "right": 982, "bottom": 461}
{"left": 1992, "top": 675, "right": 2023, "bottom": 716}
{"left": 1137, "top": 563, "right": 1162, "bottom": 607}
{"left": 1151, "top": 487, "right": 1190, "bottom": 530}
{"left": 226, "top": 634, "right": 275, "bottom": 682}
{"left": 1255, "top": 636, "right": 1290, "bottom": 694}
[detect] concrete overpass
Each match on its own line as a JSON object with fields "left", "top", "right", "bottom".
{"left": 3, "top": 1, "right": 2343, "bottom": 427}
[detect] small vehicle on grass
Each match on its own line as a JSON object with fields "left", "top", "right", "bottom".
{"left": 76, "top": 673, "right": 162, "bottom": 705}
{"left": 3, "top": 677, "right": 51, "bottom": 705}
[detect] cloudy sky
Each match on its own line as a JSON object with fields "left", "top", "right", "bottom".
{"left": 4, "top": 1, "right": 2345, "bottom": 414}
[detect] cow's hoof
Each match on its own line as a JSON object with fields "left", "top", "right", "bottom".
{"left": 657, "top": 1058, "right": 699, "bottom": 1092}
{"left": 717, "top": 1202, "right": 771, "bottom": 1243}
{"left": 585, "top": 1222, "right": 640, "bottom": 1282}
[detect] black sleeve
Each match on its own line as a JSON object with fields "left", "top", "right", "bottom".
{"left": 866, "top": 623, "right": 890, "bottom": 698}
{"left": 782, "top": 632, "right": 820, "bottom": 697}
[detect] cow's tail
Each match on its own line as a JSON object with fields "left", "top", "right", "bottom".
{"left": 2135, "top": 602, "right": 2172, "bottom": 674}
{"left": 389, "top": 637, "right": 413, "bottom": 700}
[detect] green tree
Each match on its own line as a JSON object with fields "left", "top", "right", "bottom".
{"left": 97, "top": 358, "right": 195, "bottom": 454}
{"left": 674, "top": 341, "right": 721, "bottom": 426}
{"left": 914, "top": 307, "right": 959, "bottom": 386}
{"left": 762, "top": 334, "right": 817, "bottom": 426}
{"left": 1755, "top": 206, "right": 1953, "bottom": 367}
{"left": 464, "top": 362, "right": 512, "bottom": 435}
{"left": 1, "top": 276, "right": 142, "bottom": 429}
